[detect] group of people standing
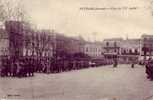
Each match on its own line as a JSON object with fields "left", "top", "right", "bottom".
{"left": 0, "top": 56, "right": 92, "bottom": 78}
{"left": 0, "top": 57, "right": 34, "bottom": 77}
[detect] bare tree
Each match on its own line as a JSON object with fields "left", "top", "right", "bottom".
{"left": 0, "top": 1, "right": 6, "bottom": 22}
{"left": 0, "top": 0, "right": 29, "bottom": 22}
{"left": 149, "top": 0, "right": 153, "bottom": 16}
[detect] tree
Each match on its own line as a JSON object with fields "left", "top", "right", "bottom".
{"left": 0, "top": 0, "right": 29, "bottom": 22}
{"left": 150, "top": 0, "right": 153, "bottom": 16}
{"left": 0, "top": 1, "right": 6, "bottom": 22}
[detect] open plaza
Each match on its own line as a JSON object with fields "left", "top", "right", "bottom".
{"left": 0, "top": 64, "right": 153, "bottom": 100}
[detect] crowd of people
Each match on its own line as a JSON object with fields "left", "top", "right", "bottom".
{"left": 0, "top": 56, "right": 114, "bottom": 78}
{"left": 0, "top": 57, "right": 35, "bottom": 77}
{"left": 0, "top": 55, "right": 152, "bottom": 79}
{"left": 0, "top": 57, "right": 91, "bottom": 77}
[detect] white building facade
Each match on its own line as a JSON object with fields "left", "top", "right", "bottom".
{"left": 84, "top": 42, "right": 104, "bottom": 58}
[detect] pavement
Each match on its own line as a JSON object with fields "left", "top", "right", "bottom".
{"left": 0, "top": 64, "right": 153, "bottom": 100}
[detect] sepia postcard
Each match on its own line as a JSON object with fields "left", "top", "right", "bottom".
{"left": 0, "top": 0, "right": 153, "bottom": 100}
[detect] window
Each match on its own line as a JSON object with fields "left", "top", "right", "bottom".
{"left": 114, "top": 42, "right": 117, "bottom": 47}
{"left": 129, "top": 49, "right": 132, "bottom": 54}
{"left": 86, "top": 48, "right": 88, "bottom": 52}
{"left": 106, "top": 42, "right": 109, "bottom": 46}
{"left": 144, "top": 38, "right": 147, "bottom": 41}
{"left": 135, "top": 49, "right": 138, "bottom": 54}
{"left": 123, "top": 50, "right": 126, "bottom": 54}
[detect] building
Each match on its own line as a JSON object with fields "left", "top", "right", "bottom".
{"left": 5, "top": 20, "right": 54, "bottom": 60}
{"left": 119, "top": 39, "right": 140, "bottom": 63}
{"left": 4, "top": 20, "right": 88, "bottom": 62}
{"left": 22, "top": 29, "right": 54, "bottom": 59}
{"left": 0, "top": 28, "right": 9, "bottom": 56}
{"left": 140, "top": 34, "right": 153, "bottom": 60}
{"left": 102, "top": 38, "right": 123, "bottom": 59}
{"left": 55, "top": 34, "right": 85, "bottom": 58}
{"left": 83, "top": 41, "right": 104, "bottom": 58}
{"left": 102, "top": 38, "right": 141, "bottom": 64}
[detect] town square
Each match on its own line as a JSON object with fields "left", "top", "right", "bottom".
{"left": 0, "top": 64, "right": 153, "bottom": 100}
{"left": 0, "top": 0, "right": 153, "bottom": 100}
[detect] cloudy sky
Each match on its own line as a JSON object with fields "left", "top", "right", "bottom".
{"left": 18, "top": 0, "right": 153, "bottom": 41}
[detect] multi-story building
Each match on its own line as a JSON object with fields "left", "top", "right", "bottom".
{"left": 140, "top": 34, "right": 153, "bottom": 60}
{"left": 101, "top": 38, "right": 141, "bottom": 63}
{"left": 102, "top": 38, "right": 123, "bottom": 59}
{"left": 120, "top": 39, "right": 140, "bottom": 55}
{"left": 83, "top": 41, "right": 104, "bottom": 58}
{"left": 0, "top": 28, "right": 9, "bottom": 56}
{"left": 120, "top": 39, "right": 140, "bottom": 63}
{"left": 5, "top": 20, "right": 54, "bottom": 60}
{"left": 55, "top": 34, "right": 85, "bottom": 58}
{"left": 4, "top": 20, "right": 86, "bottom": 61}
{"left": 22, "top": 29, "right": 54, "bottom": 58}
{"left": 5, "top": 20, "right": 153, "bottom": 65}
{"left": 67, "top": 36, "right": 85, "bottom": 55}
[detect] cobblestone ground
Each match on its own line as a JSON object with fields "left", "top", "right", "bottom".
{"left": 0, "top": 64, "right": 153, "bottom": 100}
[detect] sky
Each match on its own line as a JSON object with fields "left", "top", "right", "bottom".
{"left": 12, "top": 0, "right": 153, "bottom": 41}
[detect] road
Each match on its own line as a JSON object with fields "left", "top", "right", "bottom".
{"left": 0, "top": 64, "right": 153, "bottom": 100}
